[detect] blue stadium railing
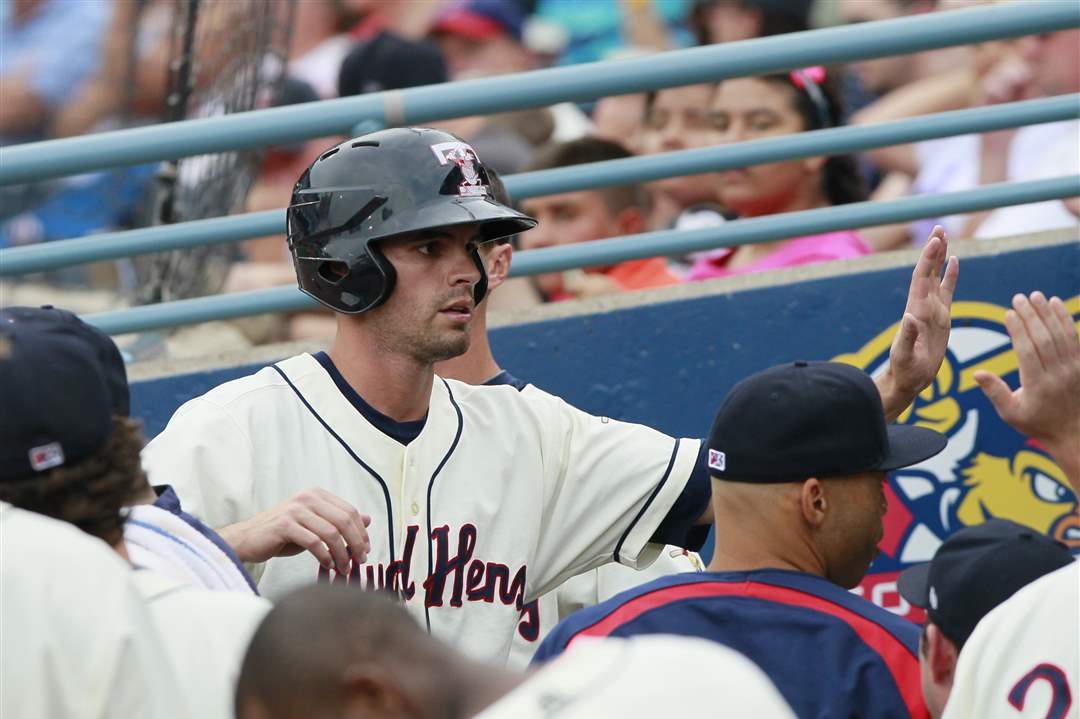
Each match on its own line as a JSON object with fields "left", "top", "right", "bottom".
{"left": 0, "top": 1, "right": 1077, "bottom": 336}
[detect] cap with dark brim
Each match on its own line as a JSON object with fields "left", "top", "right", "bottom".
{"left": 876, "top": 424, "right": 949, "bottom": 473}
{"left": 896, "top": 561, "right": 932, "bottom": 608}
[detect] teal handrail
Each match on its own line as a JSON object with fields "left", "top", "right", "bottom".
{"left": 3, "top": 95, "right": 1077, "bottom": 277}
{"left": 1, "top": 1, "right": 1076, "bottom": 185}
{"left": 83, "top": 175, "right": 1080, "bottom": 335}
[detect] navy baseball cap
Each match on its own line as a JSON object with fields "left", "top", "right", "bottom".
{"left": 706, "top": 361, "right": 947, "bottom": 482}
{"left": 0, "top": 306, "right": 129, "bottom": 481}
{"left": 898, "top": 519, "right": 1073, "bottom": 648}
{"left": 430, "top": 0, "right": 524, "bottom": 42}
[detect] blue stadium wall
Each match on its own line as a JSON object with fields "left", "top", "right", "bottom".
{"left": 132, "top": 236, "right": 1080, "bottom": 620}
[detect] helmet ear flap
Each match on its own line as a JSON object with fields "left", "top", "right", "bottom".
{"left": 470, "top": 246, "right": 488, "bottom": 305}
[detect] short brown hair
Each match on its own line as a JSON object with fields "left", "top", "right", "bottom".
{"left": 528, "top": 137, "right": 650, "bottom": 217}
{"left": 0, "top": 417, "right": 147, "bottom": 547}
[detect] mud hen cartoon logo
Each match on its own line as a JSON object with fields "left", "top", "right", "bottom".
{"left": 834, "top": 298, "right": 1080, "bottom": 620}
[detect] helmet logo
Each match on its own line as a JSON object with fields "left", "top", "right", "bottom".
{"left": 430, "top": 141, "right": 488, "bottom": 197}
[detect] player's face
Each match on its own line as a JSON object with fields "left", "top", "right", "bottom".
{"left": 708, "top": 78, "right": 821, "bottom": 218}
{"left": 639, "top": 84, "right": 721, "bottom": 207}
{"left": 370, "top": 225, "right": 484, "bottom": 364}
{"left": 819, "top": 471, "right": 888, "bottom": 588}
{"left": 519, "top": 191, "right": 621, "bottom": 297}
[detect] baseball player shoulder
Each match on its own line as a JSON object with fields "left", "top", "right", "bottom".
{"left": 942, "top": 561, "right": 1078, "bottom": 719}
{"left": 533, "top": 571, "right": 704, "bottom": 664}
{"left": 480, "top": 635, "right": 795, "bottom": 718}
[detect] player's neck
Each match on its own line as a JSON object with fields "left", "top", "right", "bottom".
{"left": 433, "top": 307, "right": 502, "bottom": 385}
{"left": 706, "top": 509, "right": 826, "bottom": 577}
{"left": 328, "top": 331, "right": 434, "bottom": 423}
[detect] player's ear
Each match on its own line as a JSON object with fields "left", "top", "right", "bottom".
{"left": 800, "top": 478, "right": 827, "bottom": 527}
{"left": 485, "top": 243, "right": 513, "bottom": 292}
{"left": 925, "top": 624, "right": 959, "bottom": 684}
{"left": 342, "top": 664, "right": 411, "bottom": 718}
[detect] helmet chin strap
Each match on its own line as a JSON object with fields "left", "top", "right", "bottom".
{"left": 470, "top": 246, "right": 489, "bottom": 305}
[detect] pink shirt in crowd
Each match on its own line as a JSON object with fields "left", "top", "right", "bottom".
{"left": 686, "top": 230, "right": 871, "bottom": 281}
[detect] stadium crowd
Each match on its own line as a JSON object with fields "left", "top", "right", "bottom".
{"left": 0, "top": 1, "right": 1078, "bottom": 718}
{"left": 2, "top": 0, "right": 1078, "bottom": 340}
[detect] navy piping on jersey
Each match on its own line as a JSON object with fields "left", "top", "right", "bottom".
{"left": 424, "top": 377, "right": 465, "bottom": 633}
{"left": 612, "top": 438, "right": 682, "bottom": 565}
{"left": 271, "top": 364, "right": 397, "bottom": 580}
{"left": 314, "top": 351, "right": 427, "bottom": 445}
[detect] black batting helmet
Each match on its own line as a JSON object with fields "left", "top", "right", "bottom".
{"left": 286, "top": 127, "right": 537, "bottom": 314}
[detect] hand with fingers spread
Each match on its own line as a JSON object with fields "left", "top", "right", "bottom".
{"left": 975, "top": 292, "right": 1080, "bottom": 486}
{"left": 875, "top": 225, "right": 960, "bottom": 421}
{"left": 218, "top": 487, "right": 372, "bottom": 573}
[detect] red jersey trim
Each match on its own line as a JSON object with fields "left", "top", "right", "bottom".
{"left": 568, "top": 579, "right": 929, "bottom": 719}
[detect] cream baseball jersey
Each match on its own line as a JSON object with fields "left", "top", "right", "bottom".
{"left": 142, "top": 352, "right": 706, "bottom": 664}
{"left": 476, "top": 635, "right": 796, "bottom": 718}
{"left": 942, "top": 561, "right": 1078, "bottom": 719}
{"left": 0, "top": 503, "right": 191, "bottom": 719}
{"left": 132, "top": 570, "right": 271, "bottom": 719}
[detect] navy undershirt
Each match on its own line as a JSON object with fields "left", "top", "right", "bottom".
{"left": 314, "top": 351, "right": 427, "bottom": 445}
{"left": 483, "top": 369, "right": 528, "bottom": 391}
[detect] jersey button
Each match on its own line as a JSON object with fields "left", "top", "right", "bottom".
{"left": 411, "top": 502, "right": 419, "bottom": 515}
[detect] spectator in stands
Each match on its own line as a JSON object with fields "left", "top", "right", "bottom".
{"left": 532, "top": 0, "right": 692, "bottom": 65}
{"left": 0, "top": 306, "right": 269, "bottom": 719}
{"left": 897, "top": 518, "right": 1073, "bottom": 718}
{"left": 428, "top": 0, "right": 591, "bottom": 171}
{"left": 0, "top": 0, "right": 111, "bottom": 146}
{"left": 688, "top": 0, "right": 811, "bottom": 45}
{"left": 854, "top": 28, "right": 1080, "bottom": 244}
{"left": 637, "top": 83, "right": 727, "bottom": 230}
{"left": 687, "top": 68, "right": 871, "bottom": 280}
{"left": 838, "top": 0, "right": 937, "bottom": 115}
{"left": 235, "top": 585, "right": 796, "bottom": 718}
{"left": 519, "top": 137, "right": 682, "bottom": 301}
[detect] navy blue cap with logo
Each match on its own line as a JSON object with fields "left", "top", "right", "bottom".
{"left": 706, "top": 360, "right": 947, "bottom": 483}
{"left": 0, "top": 306, "right": 128, "bottom": 481}
{"left": 897, "top": 518, "right": 1073, "bottom": 647}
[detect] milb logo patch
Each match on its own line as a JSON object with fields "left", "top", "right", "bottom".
{"left": 708, "top": 449, "right": 726, "bottom": 472}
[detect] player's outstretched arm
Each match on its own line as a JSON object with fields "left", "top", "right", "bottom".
{"left": 975, "top": 292, "right": 1080, "bottom": 487}
{"left": 874, "top": 225, "right": 960, "bottom": 421}
{"left": 217, "top": 487, "right": 372, "bottom": 574}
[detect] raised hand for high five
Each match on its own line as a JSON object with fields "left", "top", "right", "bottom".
{"left": 975, "top": 292, "right": 1080, "bottom": 486}
{"left": 875, "top": 225, "right": 960, "bottom": 422}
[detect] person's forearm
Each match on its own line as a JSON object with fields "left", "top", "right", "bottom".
{"left": 874, "top": 370, "right": 909, "bottom": 424}
{"left": 1043, "top": 432, "right": 1080, "bottom": 488}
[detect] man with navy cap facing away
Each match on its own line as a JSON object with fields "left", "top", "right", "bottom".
{"left": 535, "top": 360, "right": 949, "bottom": 719}
{"left": 897, "top": 518, "right": 1074, "bottom": 719}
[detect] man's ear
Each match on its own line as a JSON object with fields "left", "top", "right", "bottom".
{"left": 800, "top": 478, "right": 827, "bottom": 528}
{"left": 341, "top": 664, "right": 413, "bottom": 719}
{"left": 485, "top": 243, "right": 513, "bottom": 292}
{"left": 925, "top": 624, "right": 959, "bottom": 684}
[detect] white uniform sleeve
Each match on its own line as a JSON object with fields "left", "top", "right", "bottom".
{"left": 141, "top": 397, "right": 257, "bottom": 533}
{"left": 556, "top": 547, "right": 703, "bottom": 620}
{"left": 524, "top": 386, "right": 703, "bottom": 598}
{"left": 0, "top": 504, "right": 193, "bottom": 719}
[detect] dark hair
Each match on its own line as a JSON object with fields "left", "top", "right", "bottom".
{"left": 690, "top": 0, "right": 812, "bottom": 45}
{"left": 758, "top": 71, "right": 867, "bottom": 206}
{"left": 0, "top": 417, "right": 147, "bottom": 547}
{"left": 528, "top": 137, "right": 650, "bottom": 215}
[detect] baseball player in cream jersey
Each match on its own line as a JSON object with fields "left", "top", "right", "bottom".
{"left": 143, "top": 128, "right": 958, "bottom": 666}
{"left": 942, "top": 290, "right": 1080, "bottom": 719}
